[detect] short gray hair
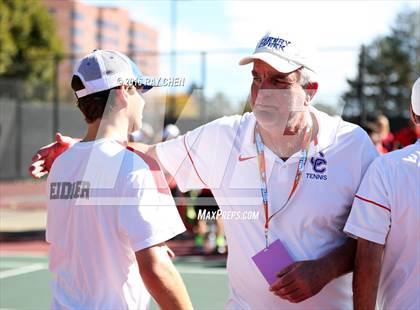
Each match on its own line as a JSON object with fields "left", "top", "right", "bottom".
{"left": 298, "top": 67, "right": 318, "bottom": 87}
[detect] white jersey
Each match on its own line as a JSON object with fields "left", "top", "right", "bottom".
{"left": 156, "top": 107, "right": 378, "bottom": 309}
{"left": 46, "top": 138, "right": 185, "bottom": 310}
{"left": 344, "top": 140, "right": 420, "bottom": 309}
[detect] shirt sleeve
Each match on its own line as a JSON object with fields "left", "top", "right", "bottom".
{"left": 344, "top": 157, "right": 391, "bottom": 245}
{"left": 156, "top": 116, "right": 240, "bottom": 192}
{"left": 118, "top": 166, "right": 186, "bottom": 252}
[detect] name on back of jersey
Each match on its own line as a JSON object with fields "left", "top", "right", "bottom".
{"left": 50, "top": 181, "right": 91, "bottom": 200}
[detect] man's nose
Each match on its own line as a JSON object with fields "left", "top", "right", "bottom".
{"left": 255, "top": 90, "right": 277, "bottom": 104}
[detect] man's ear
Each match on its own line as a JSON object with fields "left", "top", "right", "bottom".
{"left": 115, "top": 85, "right": 130, "bottom": 108}
{"left": 304, "top": 82, "right": 318, "bottom": 106}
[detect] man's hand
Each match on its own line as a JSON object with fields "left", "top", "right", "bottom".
{"left": 270, "top": 238, "right": 356, "bottom": 303}
{"left": 269, "top": 260, "right": 329, "bottom": 303}
{"left": 29, "top": 133, "right": 76, "bottom": 179}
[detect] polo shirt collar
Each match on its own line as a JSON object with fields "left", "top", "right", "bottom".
{"left": 239, "top": 107, "right": 341, "bottom": 172}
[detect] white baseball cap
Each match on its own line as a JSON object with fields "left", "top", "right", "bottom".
{"left": 411, "top": 77, "right": 420, "bottom": 116}
{"left": 239, "top": 31, "right": 315, "bottom": 73}
{"left": 72, "top": 49, "right": 162, "bottom": 98}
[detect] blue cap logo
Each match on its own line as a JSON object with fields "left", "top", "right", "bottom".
{"left": 258, "top": 36, "right": 291, "bottom": 51}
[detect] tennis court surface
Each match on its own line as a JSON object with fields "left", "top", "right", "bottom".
{"left": 1, "top": 179, "right": 229, "bottom": 309}
{"left": 0, "top": 251, "right": 229, "bottom": 310}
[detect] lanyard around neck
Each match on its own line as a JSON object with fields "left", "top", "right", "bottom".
{"left": 254, "top": 123, "right": 313, "bottom": 248}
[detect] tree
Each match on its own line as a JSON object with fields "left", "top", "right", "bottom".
{"left": 342, "top": 9, "right": 420, "bottom": 122}
{"left": 0, "top": 0, "right": 63, "bottom": 99}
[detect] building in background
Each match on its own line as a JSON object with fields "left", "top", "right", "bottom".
{"left": 129, "top": 21, "right": 159, "bottom": 78}
{"left": 44, "top": 0, "right": 159, "bottom": 97}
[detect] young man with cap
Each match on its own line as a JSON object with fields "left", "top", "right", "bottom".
{"left": 44, "top": 50, "right": 192, "bottom": 310}
{"left": 344, "top": 77, "right": 420, "bottom": 310}
{"left": 30, "top": 32, "right": 378, "bottom": 309}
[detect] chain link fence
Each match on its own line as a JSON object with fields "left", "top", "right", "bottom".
{"left": 2, "top": 47, "right": 397, "bottom": 180}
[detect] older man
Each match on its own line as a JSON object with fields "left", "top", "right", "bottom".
{"left": 344, "top": 77, "right": 420, "bottom": 310}
{"left": 30, "top": 31, "right": 378, "bottom": 309}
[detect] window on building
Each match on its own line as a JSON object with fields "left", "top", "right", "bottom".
{"left": 72, "top": 27, "right": 83, "bottom": 36}
{"left": 97, "top": 19, "right": 119, "bottom": 31}
{"left": 71, "top": 10, "right": 84, "bottom": 20}
{"left": 131, "top": 30, "right": 153, "bottom": 44}
{"left": 71, "top": 43, "right": 83, "bottom": 53}
{"left": 97, "top": 33, "right": 119, "bottom": 46}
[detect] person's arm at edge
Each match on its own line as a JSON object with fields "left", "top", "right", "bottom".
{"left": 29, "top": 133, "right": 79, "bottom": 178}
{"left": 29, "top": 137, "right": 158, "bottom": 178}
{"left": 136, "top": 243, "right": 193, "bottom": 310}
{"left": 353, "top": 238, "right": 383, "bottom": 310}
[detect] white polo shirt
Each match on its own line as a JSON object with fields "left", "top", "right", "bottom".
{"left": 344, "top": 140, "right": 420, "bottom": 309}
{"left": 156, "top": 107, "right": 378, "bottom": 309}
{"left": 47, "top": 139, "right": 185, "bottom": 310}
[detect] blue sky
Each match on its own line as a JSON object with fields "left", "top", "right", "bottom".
{"left": 88, "top": 0, "right": 418, "bottom": 109}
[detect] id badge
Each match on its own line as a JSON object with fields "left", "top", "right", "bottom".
{"left": 251, "top": 239, "right": 294, "bottom": 285}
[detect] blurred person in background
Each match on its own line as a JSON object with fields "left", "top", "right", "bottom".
{"left": 194, "top": 188, "right": 227, "bottom": 255}
{"left": 393, "top": 119, "right": 419, "bottom": 149}
{"left": 162, "top": 124, "right": 193, "bottom": 238}
{"left": 128, "top": 122, "right": 154, "bottom": 144}
{"left": 363, "top": 123, "right": 387, "bottom": 154}
{"left": 344, "top": 76, "right": 420, "bottom": 310}
{"left": 375, "top": 115, "right": 394, "bottom": 152}
{"left": 162, "top": 124, "right": 180, "bottom": 141}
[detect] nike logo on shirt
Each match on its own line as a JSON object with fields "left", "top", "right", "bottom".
{"left": 238, "top": 155, "right": 256, "bottom": 161}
